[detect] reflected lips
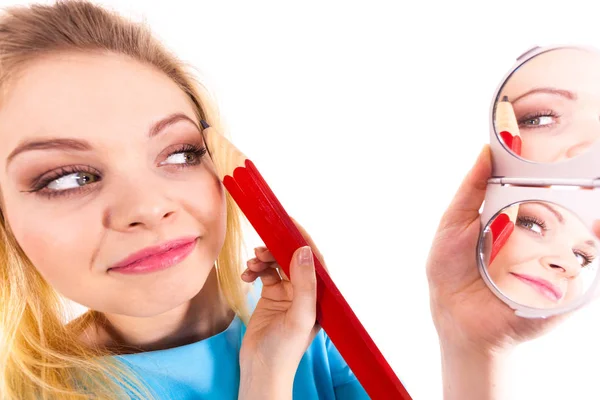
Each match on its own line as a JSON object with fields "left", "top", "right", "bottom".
{"left": 511, "top": 273, "right": 563, "bottom": 302}
{"left": 108, "top": 237, "right": 198, "bottom": 274}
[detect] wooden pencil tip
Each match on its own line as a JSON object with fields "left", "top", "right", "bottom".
{"left": 501, "top": 95, "right": 509, "bottom": 102}
{"left": 203, "top": 126, "right": 248, "bottom": 180}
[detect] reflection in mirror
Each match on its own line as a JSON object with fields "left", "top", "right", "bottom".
{"left": 493, "top": 47, "right": 600, "bottom": 163}
{"left": 480, "top": 201, "right": 600, "bottom": 310}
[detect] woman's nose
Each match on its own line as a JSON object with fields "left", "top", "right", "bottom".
{"left": 103, "top": 176, "right": 178, "bottom": 232}
{"left": 540, "top": 254, "right": 582, "bottom": 278}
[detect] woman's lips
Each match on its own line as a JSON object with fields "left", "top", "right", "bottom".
{"left": 510, "top": 272, "right": 564, "bottom": 302}
{"left": 108, "top": 236, "right": 198, "bottom": 274}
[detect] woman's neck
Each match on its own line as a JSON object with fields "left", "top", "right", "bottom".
{"left": 80, "top": 268, "right": 234, "bottom": 354}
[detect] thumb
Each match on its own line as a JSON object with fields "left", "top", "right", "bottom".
{"left": 439, "top": 145, "right": 492, "bottom": 231}
{"left": 289, "top": 246, "right": 317, "bottom": 327}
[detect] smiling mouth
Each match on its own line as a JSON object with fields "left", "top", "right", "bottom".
{"left": 108, "top": 236, "right": 198, "bottom": 275}
{"left": 510, "top": 272, "right": 564, "bottom": 303}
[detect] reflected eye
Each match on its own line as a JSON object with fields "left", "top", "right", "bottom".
{"left": 517, "top": 216, "right": 546, "bottom": 234}
{"left": 47, "top": 172, "right": 99, "bottom": 191}
{"left": 522, "top": 116, "right": 554, "bottom": 126}
{"left": 518, "top": 110, "right": 559, "bottom": 129}
{"left": 574, "top": 251, "right": 595, "bottom": 267}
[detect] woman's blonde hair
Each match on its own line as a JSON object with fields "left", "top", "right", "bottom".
{"left": 0, "top": 1, "right": 249, "bottom": 398}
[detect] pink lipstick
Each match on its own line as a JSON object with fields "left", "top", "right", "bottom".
{"left": 511, "top": 272, "right": 563, "bottom": 302}
{"left": 108, "top": 237, "right": 198, "bottom": 274}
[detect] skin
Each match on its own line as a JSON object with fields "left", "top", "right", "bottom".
{"left": 0, "top": 51, "right": 232, "bottom": 349}
{"left": 427, "top": 146, "right": 600, "bottom": 399}
{"left": 0, "top": 51, "right": 320, "bottom": 400}
{"left": 488, "top": 202, "right": 597, "bottom": 309}
{"left": 497, "top": 48, "right": 600, "bottom": 163}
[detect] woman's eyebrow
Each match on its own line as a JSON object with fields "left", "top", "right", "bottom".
{"left": 530, "top": 201, "right": 565, "bottom": 223}
{"left": 148, "top": 113, "right": 199, "bottom": 138}
{"left": 5, "top": 112, "right": 199, "bottom": 170}
{"left": 531, "top": 201, "right": 598, "bottom": 249}
{"left": 6, "top": 138, "right": 92, "bottom": 169}
{"left": 510, "top": 87, "right": 577, "bottom": 105}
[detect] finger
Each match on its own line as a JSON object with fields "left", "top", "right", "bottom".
{"left": 288, "top": 246, "right": 317, "bottom": 325}
{"left": 257, "top": 267, "right": 282, "bottom": 287}
{"left": 254, "top": 246, "right": 276, "bottom": 263}
{"left": 241, "top": 266, "right": 285, "bottom": 283}
{"left": 246, "top": 258, "right": 275, "bottom": 273}
{"left": 241, "top": 268, "right": 259, "bottom": 282}
{"left": 290, "top": 217, "right": 328, "bottom": 273}
{"left": 439, "top": 145, "right": 491, "bottom": 230}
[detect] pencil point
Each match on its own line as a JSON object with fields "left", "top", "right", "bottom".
{"left": 501, "top": 95, "right": 509, "bottom": 102}
{"left": 200, "top": 120, "right": 210, "bottom": 129}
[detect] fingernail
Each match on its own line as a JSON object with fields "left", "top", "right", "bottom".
{"left": 298, "top": 246, "right": 313, "bottom": 265}
{"left": 241, "top": 269, "right": 250, "bottom": 276}
{"left": 200, "top": 120, "right": 210, "bottom": 129}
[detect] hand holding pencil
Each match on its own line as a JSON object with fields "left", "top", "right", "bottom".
{"left": 202, "top": 121, "right": 412, "bottom": 400}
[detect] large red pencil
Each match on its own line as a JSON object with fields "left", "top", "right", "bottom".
{"left": 204, "top": 122, "right": 412, "bottom": 400}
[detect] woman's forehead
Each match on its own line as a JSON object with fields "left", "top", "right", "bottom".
{"left": 0, "top": 52, "right": 197, "bottom": 163}
{"left": 501, "top": 48, "right": 600, "bottom": 98}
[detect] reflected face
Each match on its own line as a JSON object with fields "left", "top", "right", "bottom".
{"left": 497, "top": 48, "right": 600, "bottom": 162}
{"left": 0, "top": 52, "right": 227, "bottom": 317}
{"left": 488, "top": 202, "right": 597, "bottom": 309}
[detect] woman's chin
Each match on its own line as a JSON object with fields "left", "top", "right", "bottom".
{"left": 98, "top": 267, "right": 213, "bottom": 318}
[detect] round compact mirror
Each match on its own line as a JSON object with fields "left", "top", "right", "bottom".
{"left": 493, "top": 47, "right": 600, "bottom": 163}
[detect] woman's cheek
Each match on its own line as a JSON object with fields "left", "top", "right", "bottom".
{"left": 13, "top": 209, "right": 100, "bottom": 282}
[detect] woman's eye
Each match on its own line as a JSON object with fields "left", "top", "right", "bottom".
{"left": 47, "top": 172, "right": 99, "bottom": 191}
{"left": 574, "top": 252, "right": 595, "bottom": 268}
{"left": 163, "top": 151, "right": 199, "bottom": 165}
{"left": 518, "top": 219, "right": 544, "bottom": 234}
{"left": 522, "top": 115, "right": 554, "bottom": 127}
{"left": 160, "top": 145, "right": 207, "bottom": 167}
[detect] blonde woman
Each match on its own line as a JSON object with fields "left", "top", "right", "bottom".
{"left": 0, "top": 1, "right": 369, "bottom": 398}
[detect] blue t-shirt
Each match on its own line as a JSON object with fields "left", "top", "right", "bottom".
{"left": 115, "top": 282, "right": 369, "bottom": 399}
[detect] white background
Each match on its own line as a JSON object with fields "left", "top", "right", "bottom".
{"left": 4, "top": 0, "right": 600, "bottom": 399}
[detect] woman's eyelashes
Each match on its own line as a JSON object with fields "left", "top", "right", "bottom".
{"left": 26, "top": 165, "right": 102, "bottom": 199}
{"left": 517, "top": 213, "right": 597, "bottom": 268}
{"left": 159, "top": 144, "right": 207, "bottom": 168}
{"left": 574, "top": 249, "right": 595, "bottom": 267}
{"left": 516, "top": 215, "right": 547, "bottom": 235}
{"left": 24, "top": 144, "right": 208, "bottom": 199}
{"left": 517, "top": 109, "right": 561, "bottom": 130}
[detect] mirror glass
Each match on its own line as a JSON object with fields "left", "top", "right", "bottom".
{"left": 493, "top": 47, "right": 600, "bottom": 163}
{"left": 480, "top": 200, "right": 600, "bottom": 309}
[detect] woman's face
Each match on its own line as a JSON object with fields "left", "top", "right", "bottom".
{"left": 498, "top": 48, "right": 600, "bottom": 163}
{"left": 0, "top": 52, "right": 227, "bottom": 317}
{"left": 489, "top": 202, "right": 598, "bottom": 309}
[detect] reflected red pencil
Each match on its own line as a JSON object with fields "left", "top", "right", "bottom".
{"left": 203, "top": 121, "right": 412, "bottom": 400}
{"left": 497, "top": 96, "right": 522, "bottom": 156}
{"left": 489, "top": 204, "right": 518, "bottom": 264}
